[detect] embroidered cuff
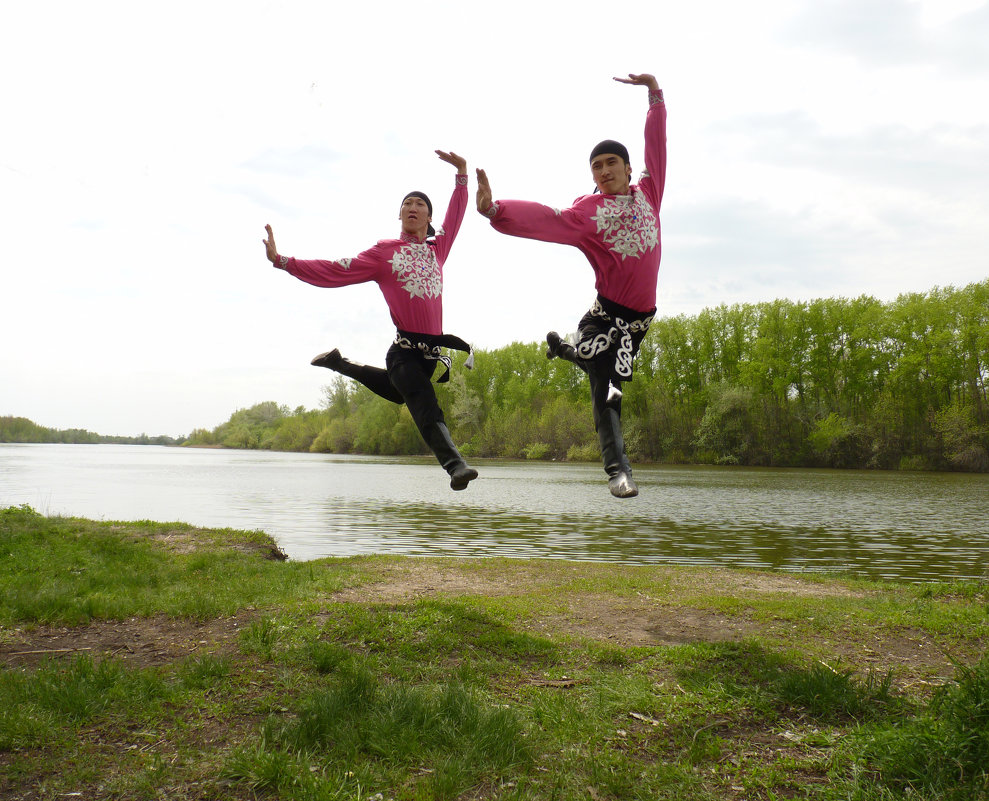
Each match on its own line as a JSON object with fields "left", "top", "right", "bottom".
{"left": 481, "top": 201, "right": 500, "bottom": 219}
{"left": 276, "top": 255, "right": 289, "bottom": 270}
{"left": 649, "top": 88, "right": 664, "bottom": 106}
{"left": 456, "top": 173, "right": 468, "bottom": 186}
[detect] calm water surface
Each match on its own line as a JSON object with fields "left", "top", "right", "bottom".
{"left": 1, "top": 444, "right": 986, "bottom": 582}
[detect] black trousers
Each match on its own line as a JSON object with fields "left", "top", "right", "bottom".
{"left": 574, "top": 309, "right": 646, "bottom": 431}
{"left": 345, "top": 343, "right": 446, "bottom": 432}
{"left": 584, "top": 355, "right": 620, "bottom": 430}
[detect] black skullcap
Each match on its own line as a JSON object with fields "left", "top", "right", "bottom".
{"left": 401, "top": 191, "right": 435, "bottom": 237}
{"left": 589, "top": 140, "right": 630, "bottom": 165}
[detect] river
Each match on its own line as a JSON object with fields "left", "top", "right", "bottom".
{"left": 1, "top": 444, "right": 986, "bottom": 583}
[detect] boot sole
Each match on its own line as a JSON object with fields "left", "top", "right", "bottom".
{"left": 311, "top": 349, "right": 341, "bottom": 368}
{"left": 450, "top": 468, "right": 478, "bottom": 491}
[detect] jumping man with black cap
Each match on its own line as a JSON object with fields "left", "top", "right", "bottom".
{"left": 263, "top": 150, "right": 478, "bottom": 491}
{"left": 475, "top": 74, "right": 666, "bottom": 498}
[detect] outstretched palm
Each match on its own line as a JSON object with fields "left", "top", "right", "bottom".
{"left": 435, "top": 150, "right": 467, "bottom": 173}
{"left": 614, "top": 73, "right": 659, "bottom": 91}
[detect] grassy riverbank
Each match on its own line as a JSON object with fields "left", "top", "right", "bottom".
{"left": 1, "top": 505, "right": 987, "bottom": 800}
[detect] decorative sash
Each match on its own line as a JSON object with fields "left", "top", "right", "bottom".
{"left": 574, "top": 295, "right": 655, "bottom": 381}
{"left": 393, "top": 329, "right": 474, "bottom": 383}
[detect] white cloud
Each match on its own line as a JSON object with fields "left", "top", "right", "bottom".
{"left": 786, "top": 0, "right": 989, "bottom": 72}
{"left": 2, "top": 0, "right": 987, "bottom": 436}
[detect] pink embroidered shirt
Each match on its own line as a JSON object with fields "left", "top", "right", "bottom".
{"left": 275, "top": 175, "right": 468, "bottom": 336}
{"left": 483, "top": 89, "right": 666, "bottom": 314}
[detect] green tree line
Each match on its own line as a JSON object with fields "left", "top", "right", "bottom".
{"left": 0, "top": 416, "right": 180, "bottom": 447}
{"left": 185, "top": 280, "right": 988, "bottom": 472}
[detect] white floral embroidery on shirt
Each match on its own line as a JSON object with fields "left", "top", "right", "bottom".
{"left": 390, "top": 244, "right": 442, "bottom": 299}
{"left": 591, "top": 193, "right": 658, "bottom": 260}
{"left": 338, "top": 258, "right": 352, "bottom": 270}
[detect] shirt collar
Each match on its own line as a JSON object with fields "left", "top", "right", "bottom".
{"left": 593, "top": 185, "right": 635, "bottom": 199}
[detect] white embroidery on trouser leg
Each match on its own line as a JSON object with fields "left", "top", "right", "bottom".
{"left": 573, "top": 298, "right": 654, "bottom": 386}
{"left": 614, "top": 322, "right": 634, "bottom": 379}
{"left": 576, "top": 331, "right": 615, "bottom": 360}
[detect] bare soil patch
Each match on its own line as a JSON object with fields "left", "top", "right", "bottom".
{"left": 0, "top": 612, "right": 256, "bottom": 670}
{"left": 3, "top": 559, "right": 966, "bottom": 683}
{"left": 327, "top": 559, "right": 973, "bottom": 681}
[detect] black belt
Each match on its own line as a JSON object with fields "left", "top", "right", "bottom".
{"left": 393, "top": 329, "right": 474, "bottom": 383}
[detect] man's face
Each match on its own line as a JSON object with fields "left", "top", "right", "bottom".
{"left": 591, "top": 154, "right": 632, "bottom": 195}
{"left": 399, "top": 196, "right": 431, "bottom": 238}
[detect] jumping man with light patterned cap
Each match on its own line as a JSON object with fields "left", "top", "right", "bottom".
{"left": 475, "top": 74, "right": 667, "bottom": 498}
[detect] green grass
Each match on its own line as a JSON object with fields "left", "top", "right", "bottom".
{"left": 246, "top": 662, "right": 532, "bottom": 799}
{"left": 845, "top": 656, "right": 989, "bottom": 800}
{"left": 0, "top": 503, "right": 352, "bottom": 624}
{"left": 0, "top": 652, "right": 170, "bottom": 750}
{"left": 2, "top": 504, "right": 988, "bottom": 800}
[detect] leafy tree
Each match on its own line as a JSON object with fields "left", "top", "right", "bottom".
{"left": 166, "top": 278, "right": 988, "bottom": 472}
{"left": 1, "top": 416, "right": 178, "bottom": 445}
{"left": 694, "top": 383, "right": 759, "bottom": 465}
{"left": 808, "top": 413, "right": 868, "bottom": 468}
{"left": 933, "top": 402, "right": 989, "bottom": 472}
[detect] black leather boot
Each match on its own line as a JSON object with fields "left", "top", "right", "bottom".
{"left": 311, "top": 349, "right": 348, "bottom": 372}
{"left": 545, "top": 331, "right": 580, "bottom": 364}
{"left": 313, "top": 351, "right": 402, "bottom": 403}
{"left": 424, "top": 421, "right": 478, "bottom": 491}
{"left": 597, "top": 406, "right": 638, "bottom": 498}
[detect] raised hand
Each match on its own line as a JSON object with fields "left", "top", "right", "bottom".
{"left": 436, "top": 150, "right": 467, "bottom": 173}
{"left": 614, "top": 73, "right": 659, "bottom": 91}
{"left": 263, "top": 224, "right": 278, "bottom": 263}
{"left": 475, "top": 168, "right": 493, "bottom": 214}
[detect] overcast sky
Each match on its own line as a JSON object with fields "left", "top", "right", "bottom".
{"left": 3, "top": 0, "right": 988, "bottom": 438}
